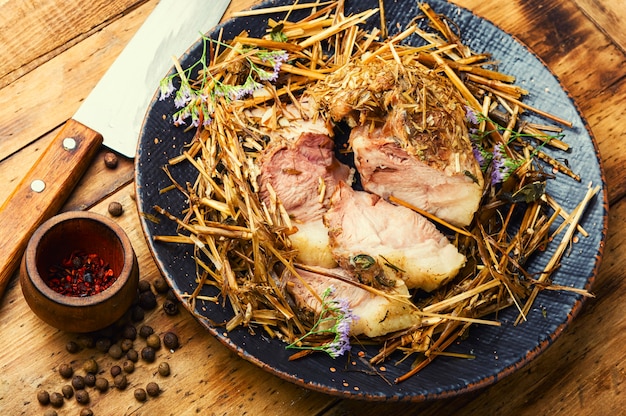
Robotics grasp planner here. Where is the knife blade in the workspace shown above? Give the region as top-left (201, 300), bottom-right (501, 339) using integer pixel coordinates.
top-left (0, 0), bottom-right (231, 297)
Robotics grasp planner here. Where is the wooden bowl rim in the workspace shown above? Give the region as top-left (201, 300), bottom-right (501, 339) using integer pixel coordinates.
top-left (23, 211), bottom-right (135, 306)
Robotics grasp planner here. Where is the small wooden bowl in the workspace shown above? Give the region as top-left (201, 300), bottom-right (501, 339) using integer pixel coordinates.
top-left (20, 211), bottom-right (139, 333)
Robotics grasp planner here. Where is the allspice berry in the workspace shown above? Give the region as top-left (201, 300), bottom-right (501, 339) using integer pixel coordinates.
top-left (95, 377), bottom-right (109, 392)
top-left (104, 152), bottom-right (118, 169)
top-left (114, 374), bottom-right (128, 390)
top-left (58, 363), bottom-right (73, 379)
top-left (75, 389), bottom-right (90, 405)
top-left (139, 325), bottom-right (154, 339)
top-left (84, 373), bottom-right (96, 387)
top-left (110, 365), bottom-right (122, 378)
top-left (153, 277), bottom-right (169, 294)
top-left (61, 384), bottom-right (74, 399)
top-left (108, 343), bottom-right (123, 359)
top-left (65, 341), bottom-right (80, 354)
top-left (36, 389), bottom-right (50, 405)
top-left (122, 360), bottom-right (135, 374)
top-left (158, 362), bottom-right (170, 377)
top-left (49, 392), bottom-right (64, 407)
top-left (138, 290), bottom-right (157, 310)
top-left (146, 382), bottom-right (160, 397)
top-left (83, 358), bottom-right (98, 374)
top-left (163, 332), bottom-right (179, 350)
top-left (80, 409), bottom-right (94, 416)
top-left (146, 334), bottom-right (161, 350)
top-left (141, 346), bottom-right (156, 363)
top-left (108, 201), bottom-right (124, 217)
top-left (71, 375), bottom-right (85, 390)
top-left (134, 388), bottom-right (147, 402)
top-left (44, 410), bottom-right (58, 416)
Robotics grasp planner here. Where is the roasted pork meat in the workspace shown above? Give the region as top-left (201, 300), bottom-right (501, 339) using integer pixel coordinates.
top-left (351, 114), bottom-right (484, 227)
top-left (310, 60), bottom-right (484, 227)
top-left (324, 182), bottom-right (465, 292)
top-left (284, 266), bottom-right (420, 338)
top-left (257, 114), bottom-right (352, 268)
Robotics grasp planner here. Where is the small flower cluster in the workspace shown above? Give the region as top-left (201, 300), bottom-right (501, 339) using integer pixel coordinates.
top-left (158, 35), bottom-right (289, 128)
top-left (287, 286), bottom-right (358, 359)
top-left (465, 106), bottom-right (521, 185)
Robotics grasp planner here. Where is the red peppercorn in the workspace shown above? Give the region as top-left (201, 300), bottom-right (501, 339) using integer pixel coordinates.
top-left (46, 251), bottom-right (118, 296)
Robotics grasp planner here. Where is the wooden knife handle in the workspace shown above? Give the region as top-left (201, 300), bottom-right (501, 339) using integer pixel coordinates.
top-left (0, 119), bottom-right (103, 297)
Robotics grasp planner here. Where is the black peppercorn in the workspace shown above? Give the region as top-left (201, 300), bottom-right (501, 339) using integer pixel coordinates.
top-left (141, 346), bottom-right (156, 363)
top-left (139, 325), bottom-right (154, 339)
top-left (158, 362), bottom-right (170, 377)
top-left (75, 389), bottom-right (90, 404)
top-left (108, 201), bottom-right (124, 217)
top-left (134, 388), bottom-right (147, 402)
top-left (163, 332), bottom-right (180, 350)
top-left (84, 372), bottom-right (96, 388)
top-left (146, 382), bottom-right (160, 397)
top-left (146, 334), bottom-right (161, 350)
top-left (61, 384), bottom-right (74, 399)
top-left (114, 374), bottom-right (128, 390)
top-left (71, 375), bottom-right (85, 390)
top-left (138, 290), bottom-right (157, 310)
top-left (95, 377), bottom-right (109, 392)
top-left (58, 363), bottom-right (73, 379)
top-left (110, 365), bottom-right (122, 378)
top-left (36, 389), bottom-right (50, 405)
top-left (103, 152), bottom-right (118, 169)
top-left (162, 299), bottom-right (179, 315)
top-left (49, 391), bottom-right (64, 407)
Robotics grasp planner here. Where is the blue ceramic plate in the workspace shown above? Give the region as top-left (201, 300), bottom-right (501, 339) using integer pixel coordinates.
top-left (135, 0), bottom-right (608, 401)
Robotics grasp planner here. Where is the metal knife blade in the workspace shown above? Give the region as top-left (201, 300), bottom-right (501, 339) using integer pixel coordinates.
top-left (0, 0), bottom-right (231, 297)
top-left (75, 0), bottom-right (231, 158)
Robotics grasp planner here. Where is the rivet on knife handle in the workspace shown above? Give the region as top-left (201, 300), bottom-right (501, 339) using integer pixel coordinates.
top-left (0, 119), bottom-right (103, 297)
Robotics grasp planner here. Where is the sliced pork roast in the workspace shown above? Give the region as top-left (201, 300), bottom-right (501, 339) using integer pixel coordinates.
top-left (257, 121), bottom-right (352, 268)
top-left (324, 182), bottom-right (465, 292)
top-left (284, 266), bottom-right (420, 338)
top-left (351, 112), bottom-right (483, 227)
top-left (310, 60), bottom-right (484, 227)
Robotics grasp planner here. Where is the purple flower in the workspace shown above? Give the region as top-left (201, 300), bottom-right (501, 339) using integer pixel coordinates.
top-left (465, 105), bottom-right (479, 125)
top-left (490, 144), bottom-right (518, 185)
top-left (158, 77), bottom-right (175, 101)
top-left (472, 144), bottom-right (486, 167)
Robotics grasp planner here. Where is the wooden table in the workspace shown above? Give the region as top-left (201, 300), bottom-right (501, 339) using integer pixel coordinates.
top-left (0, 0), bottom-right (624, 414)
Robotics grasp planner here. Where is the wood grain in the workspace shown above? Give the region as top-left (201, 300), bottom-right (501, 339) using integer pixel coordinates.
top-left (0, 0), bottom-right (149, 87)
top-left (0, 0), bottom-right (624, 414)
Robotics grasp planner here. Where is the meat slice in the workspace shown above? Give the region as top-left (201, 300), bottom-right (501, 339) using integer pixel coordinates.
top-left (257, 123), bottom-right (352, 268)
top-left (309, 59), bottom-right (484, 227)
top-left (258, 132), bottom-right (352, 224)
top-left (351, 116), bottom-right (483, 227)
top-left (324, 182), bottom-right (465, 292)
top-left (285, 266), bottom-right (420, 338)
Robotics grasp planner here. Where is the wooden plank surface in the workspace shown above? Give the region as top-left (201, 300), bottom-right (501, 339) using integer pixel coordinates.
top-left (0, 0), bottom-right (624, 414)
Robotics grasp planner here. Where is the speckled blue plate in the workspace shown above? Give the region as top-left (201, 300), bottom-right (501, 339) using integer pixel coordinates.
top-left (135, 0), bottom-right (608, 401)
